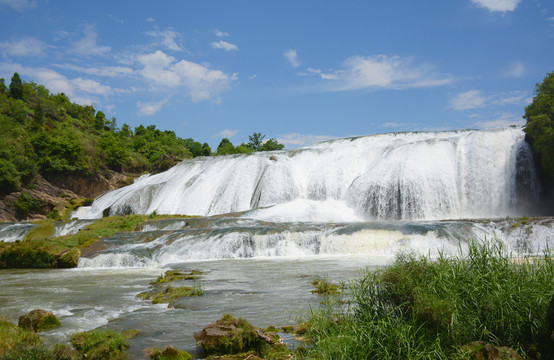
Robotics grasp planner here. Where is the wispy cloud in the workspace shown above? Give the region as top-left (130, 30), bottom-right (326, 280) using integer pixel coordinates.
top-left (146, 27), bottom-right (183, 51)
top-left (0, 37), bottom-right (46, 57)
top-left (136, 50), bottom-right (238, 102)
top-left (0, 62), bottom-right (112, 104)
top-left (473, 113), bottom-right (525, 128)
top-left (214, 29), bottom-right (229, 38)
top-left (450, 89), bottom-right (529, 111)
top-left (450, 90), bottom-right (488, 110)
top-left (58, 64), bottom-right (134, 78)
top-left (211, 40), bottom-right (238, 51)
top-left (470, 0), bottom-right (521, 12)
top-left (276, 133), bottom-right (336, 148)
top-left (0, 0), bottom-right (36, 11)
top-left (308, 55), bottom-right (452, 91)
top-left (502, 62), bottom-right (525, 78)
top-left (137, 99), bottom-right (168, 116)
top-left (214, 129), bottom-right (238, 138)
top-left (284, 49), bottom-right (300, 68)
top-left (71, 24), bottom-right (111, 56)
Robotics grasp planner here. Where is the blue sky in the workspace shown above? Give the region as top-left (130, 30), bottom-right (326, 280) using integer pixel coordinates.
top-left (1, 0), bottom-right (553, 148)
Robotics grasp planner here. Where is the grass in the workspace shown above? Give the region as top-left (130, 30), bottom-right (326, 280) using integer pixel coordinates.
top-left (70, 328), bottom-right (129, 360)
top-left (305, 241), bottom-right (554, 360)
top-left (149, 270), bottom-right (203, 285)
top-left (137, 282), bottom-right (205, 307)
top-left (0, 214), bottom-right (197, 269)
top-left (311, 277), bottom-right (344, 295)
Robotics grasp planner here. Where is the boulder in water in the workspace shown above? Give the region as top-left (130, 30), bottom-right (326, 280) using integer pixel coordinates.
top-left (457, 341), bottom-right (522, 360)
top-left (56, 247), bottom-right (81, 268)
top-left (18, 309), bottom-right (61, 332)
top-left (144, 345), bottom-right (192, 360)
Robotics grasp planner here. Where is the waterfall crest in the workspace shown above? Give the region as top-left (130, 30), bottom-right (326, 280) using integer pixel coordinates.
top-left (79, 127), bottom-right (539, 221)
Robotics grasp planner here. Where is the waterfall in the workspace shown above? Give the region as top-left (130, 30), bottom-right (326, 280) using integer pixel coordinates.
top-left (78, 127), bottom-right (540, 222)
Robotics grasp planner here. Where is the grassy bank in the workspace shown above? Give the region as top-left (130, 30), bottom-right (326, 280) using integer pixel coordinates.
top-left (305, 242), bottom-right (554, 359)
top-left (0, 214), bottom-right (196, 269)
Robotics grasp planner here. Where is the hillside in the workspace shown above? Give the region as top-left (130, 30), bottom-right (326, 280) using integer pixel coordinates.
top-left (0, 73), bottom-right (209, 221)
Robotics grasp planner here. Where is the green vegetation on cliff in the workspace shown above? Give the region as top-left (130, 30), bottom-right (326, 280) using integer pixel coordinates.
top-left (0, 73), bottom-right (285, 198)
top-left (524, 71), bottom-right (554, 185)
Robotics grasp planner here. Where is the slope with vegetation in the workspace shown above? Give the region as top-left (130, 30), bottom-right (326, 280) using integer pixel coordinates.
top-left (0, 73), bottom-right (283, 221)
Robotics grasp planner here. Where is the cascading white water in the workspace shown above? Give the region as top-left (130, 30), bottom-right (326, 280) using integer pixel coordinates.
top-left (78, 127), bottom-right (539, 221)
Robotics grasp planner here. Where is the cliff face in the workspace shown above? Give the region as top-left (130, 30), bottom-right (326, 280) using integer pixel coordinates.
top-left (0, 172), bottom-right (130, 222)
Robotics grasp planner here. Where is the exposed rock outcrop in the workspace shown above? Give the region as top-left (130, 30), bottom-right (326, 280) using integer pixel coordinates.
top-left (144, 345), bottom-right (192, 360)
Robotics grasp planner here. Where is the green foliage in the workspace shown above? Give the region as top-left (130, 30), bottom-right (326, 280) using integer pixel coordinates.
top-left (524, 71), bottom-right (554, 184)
top-left (217, 138), bottom-right (238, 155)
top-left (70, 329), bottom-right (129, 360)
top-left (306, 241), bottom-right (554, 360)
top-left (137, 283), bottom-right (204, 307)
top-left (9, 73), bottom-right (23, 100)
top-left (312, 277), bottom-right (344, 295)
top-left (245, 132), bottom-right (285, 152)
top-left (15, 193), bottom-right (46, 216)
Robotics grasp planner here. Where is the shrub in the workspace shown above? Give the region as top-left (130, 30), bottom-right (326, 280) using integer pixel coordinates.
top-left (70, 328), bottom-right (129, 360)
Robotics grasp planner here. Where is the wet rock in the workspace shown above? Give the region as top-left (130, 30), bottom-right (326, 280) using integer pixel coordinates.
top-left (57, 247), bottom-right (81, 268)
top-left (457, 341), bottom-right (523, 360)
top-left (18, 309), bottom-right (61, 332)
top-left (144, 345), bottom-right (192, 360)
top-left (194, 314), bottom-right (273, 356)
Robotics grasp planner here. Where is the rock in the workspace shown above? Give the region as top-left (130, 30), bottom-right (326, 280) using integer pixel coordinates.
top-left (194, 314), bottom-right (272, 356)
top-left (18, 309), bottom-right (61, 332)
top-left (458, 341), bottom-right (523, 360)
top-left (57, 247), bottom-right (81, 268)
top-left (144, 345), bottom-right (192, 360)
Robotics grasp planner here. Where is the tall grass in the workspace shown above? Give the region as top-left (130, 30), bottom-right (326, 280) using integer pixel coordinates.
top-left (306, 241), bottom-right (554, 360)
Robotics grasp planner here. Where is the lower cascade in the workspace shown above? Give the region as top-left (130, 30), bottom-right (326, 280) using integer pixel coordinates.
top-left (78, 127), bottom-right (540, 221)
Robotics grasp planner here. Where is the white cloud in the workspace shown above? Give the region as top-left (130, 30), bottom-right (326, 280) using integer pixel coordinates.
top-left (382, 122), bottom-right (413, 128)
top-left (136, 50), bottom-right (237, 102)
top-left (0, 62), bottom-right (111, 104)
top-left (0, 0), bottom-right (35, 10)
top-left (214, 129), bottom-right (238, 138)
top-left (249, 74), bottom-right (257, 80)
top-left (214, 29), bottom-right (229, 37)
top-left (146, 28), bottom-right (182, 51)
top-left (276, 133), bottom-right (336, 148)
top-left (498, 90), bottom-right (528, 105)
top-left (312, 55), bottom-right (451, 91)
top-left (503, 62), bottom-right (525, 78)
top-left (211, 40), bottom-right (238, 51)
top-left (450, 90), bottom-right (488, 110)
top-left (470, 0), bottom-right (521, 12)
top-left (59, 64), bottom-right (134, 78)
top-left (473, 113), bottom-right (525, 128)
top-left (0, 37), bottom-right (45, 57)
top-left (73, 77), bottom-right (112, 95)
top-left (137, 99), bottom-right (168, 116)
top-left (71, 24), bottom-right (111, 56)
top-left (146, 17), bottom-right (155, 23)
top-left (284, 49), bottom-right (300, 68)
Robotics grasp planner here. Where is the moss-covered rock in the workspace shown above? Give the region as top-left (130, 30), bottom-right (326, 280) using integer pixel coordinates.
top-left (144, 345), bottom-right (192, 360)
top-left (18, 309), bottom-right (61, 332)
top-left (70, 328), bottom-right (129, 360)
top-left (137, 284), bottom-right (204, 307)
top-left (56, 247), bottom-right (80, 268)
top-left (149, 270), bottom-right (203, 285)
top-left (194, 314), bottom-right (288, 359)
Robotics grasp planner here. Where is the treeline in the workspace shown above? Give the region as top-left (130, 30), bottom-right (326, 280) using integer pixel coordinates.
top-left (524, 71), bottom-right (554, 186)
top-left (0, 73), bottom-right (284, 195)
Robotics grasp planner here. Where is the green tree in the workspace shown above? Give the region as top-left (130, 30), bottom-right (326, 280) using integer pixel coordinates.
top-left (202, 143), bottom-right (212, 156)
top-left (217, 138), bottom-right (237, 155)
top-left (0, 78), bottom-right (6, 94)
top-left (260, 138), bottom-right (284, 151)
top-left (9, 72), bottom-right (24, 100)
top-left (94, 111), bottom-right (105, 130)
top-left (247, 132), bottom-right (265, 150)
top-left (524, 71), bottom-right (554, 183)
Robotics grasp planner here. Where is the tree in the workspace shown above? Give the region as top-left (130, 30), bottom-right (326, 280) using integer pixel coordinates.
top-left (260, 138), bottom-right (284, 151)
top-left (94, 111), bottom-right (105, 130)
top-left (524, 71), bottom-right (554, 183)
top-left (202, 143), bottom-right (212, 156)
top-left (0, 78), bottom-right (6, 94)
top-left (217, 138), bottom-right (237, 155)
top-left (247, 132), bottom-right (265, 150)
top-left (9, 72), bottom-right (23, 100)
